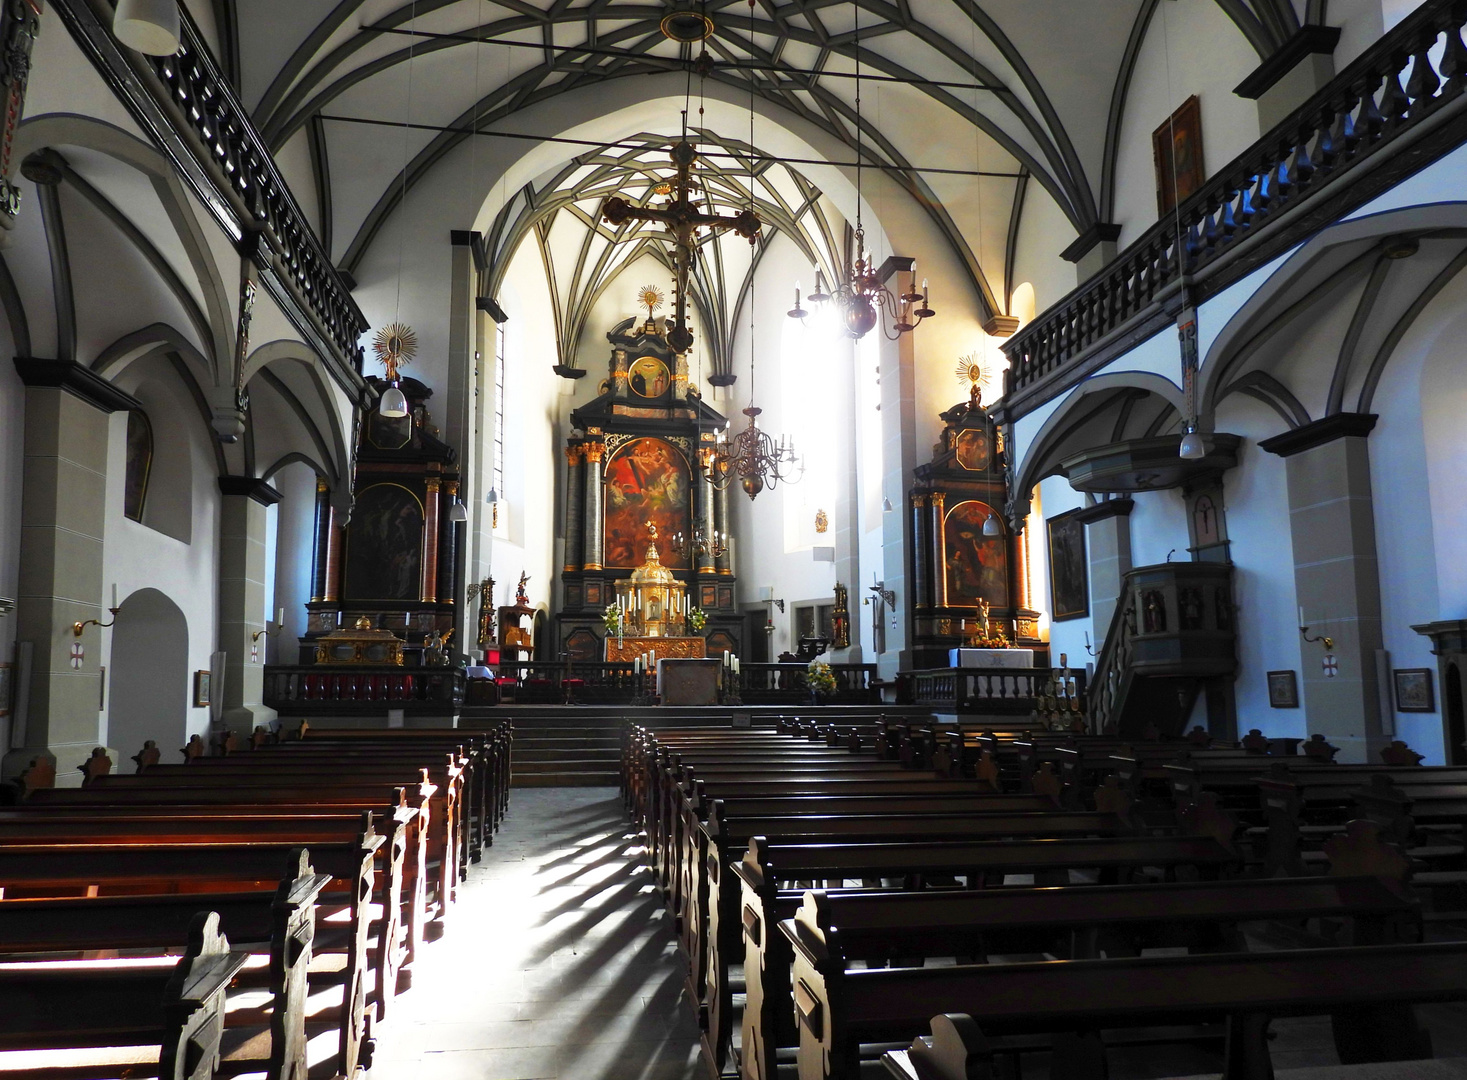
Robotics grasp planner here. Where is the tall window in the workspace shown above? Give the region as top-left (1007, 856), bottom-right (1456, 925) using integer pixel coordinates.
top-left (781, 311), bottom-right (841, 551)
top-left (492, 320), bottom-right (507, 534)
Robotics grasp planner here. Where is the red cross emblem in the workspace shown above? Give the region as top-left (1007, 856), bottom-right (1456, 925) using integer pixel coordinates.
top-left (69, 640), bottom-right (84, 669)
top-left (1322, 653), bottom-right (1338, 678)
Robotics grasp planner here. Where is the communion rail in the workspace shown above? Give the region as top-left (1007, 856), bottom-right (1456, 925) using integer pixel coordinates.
top-left (907, 666), bottom-right (1087, 717)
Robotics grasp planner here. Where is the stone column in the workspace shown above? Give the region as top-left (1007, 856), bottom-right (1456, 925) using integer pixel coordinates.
top-left (697, 464), bottom-right (717, 575)
top-left (563, 445), bottom-right (584, 572)
top-left (3, 359), bottom-right (136, 784)
top-left (715, 481), bottom-right (732, 575)
top-left (1262, 415), bottom-right (1386, 763)
top-left (583, 441), bottom-right (605, 570)
top-left (930, 492), bottom-right (948, 609)
top-left (911, 494), bottom-right (930, 612)
top-left (1075, 497), bottom-right (1134, 645)
top-left (421, 477), bottom-right (441, 602)
top-left (217, 476), bottom-right (282, 736)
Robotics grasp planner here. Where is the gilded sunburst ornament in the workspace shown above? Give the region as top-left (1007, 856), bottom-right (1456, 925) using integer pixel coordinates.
top-left (372, 322), bottom-right (418, 380)
top-left (639, 285), bottom-right (666, 321)
top-left (955, 353), bottom-right (1000, 406)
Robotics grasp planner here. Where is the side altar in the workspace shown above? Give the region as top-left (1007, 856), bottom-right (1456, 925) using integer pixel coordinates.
top-left (556, 312), bottom-right (741, 662)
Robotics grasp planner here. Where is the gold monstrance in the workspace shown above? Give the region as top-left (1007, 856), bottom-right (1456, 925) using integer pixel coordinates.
top-left (613, 522), bottom-right (689, 638)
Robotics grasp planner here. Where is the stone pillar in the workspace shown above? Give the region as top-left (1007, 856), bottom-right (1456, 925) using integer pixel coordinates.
top-left (309, 477), bottom-right (331, 602)
top-left (714, 481), bottom-right (731, 575)
top-left (697, 464), bottom-right (717, 575)
top-left (563, 446), bottom-right (584, 572)
top-left (3, 359), bottom-right (135, 783)
top-left (217, 476), bottom-right (282, 737)
top-left (421, 477), bottom-right (441, 602)
top-left (1262, 415), bottom-right (1385, 763)
top-left (930, 492), bottom-right (948, 609)
top-left (583, 441), bottom-right (605, 570)
top-left (1075, 497), bottom-right (1135, 645)
top-left (911, 494), bottom-right (930, 612)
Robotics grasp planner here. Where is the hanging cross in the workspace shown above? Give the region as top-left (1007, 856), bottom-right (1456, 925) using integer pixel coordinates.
top-left (601, 140), bottom-right (761, 354)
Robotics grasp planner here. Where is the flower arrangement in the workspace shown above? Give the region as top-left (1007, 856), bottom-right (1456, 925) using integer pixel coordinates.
top-left (806, 659), bottom-right (837, 697)
top-left (603, 603), bottom-right (622, 634)
top-left (688, 607), bottom-right (708, 632)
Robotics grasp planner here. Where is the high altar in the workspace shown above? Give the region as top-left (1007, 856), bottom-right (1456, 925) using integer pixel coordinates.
top-left (555, 313), bottom-right (741, 661)
top-left (604, 524), bottom-right (706, 661)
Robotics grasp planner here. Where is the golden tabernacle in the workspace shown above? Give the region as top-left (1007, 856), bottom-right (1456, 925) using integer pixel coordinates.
top-left (314, 615), bottom-right (406, 665)
top-left (606, 523), bottom-right (706, 661)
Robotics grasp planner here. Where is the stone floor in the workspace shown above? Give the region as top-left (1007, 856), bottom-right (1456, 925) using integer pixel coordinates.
top-left (368, 787), bottom-right (707, 1080)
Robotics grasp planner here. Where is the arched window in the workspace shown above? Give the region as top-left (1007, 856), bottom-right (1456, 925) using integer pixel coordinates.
top-left (123, 409), bottom-right (153, 522)
top-left (781, 310), bottom-right (841, 551)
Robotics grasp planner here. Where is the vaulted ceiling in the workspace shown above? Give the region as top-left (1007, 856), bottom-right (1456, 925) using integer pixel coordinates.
top-left (208, 0), bottom-right (1296, 317)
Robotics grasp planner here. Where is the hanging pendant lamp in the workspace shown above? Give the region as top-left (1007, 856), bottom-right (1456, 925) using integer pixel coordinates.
top-left (113, 0), bottom-right (181, 55)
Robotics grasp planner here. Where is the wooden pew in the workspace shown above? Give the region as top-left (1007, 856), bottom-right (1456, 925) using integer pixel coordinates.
top-left (802, 937), bottom-right (1467, 1080)
top-left (0, 823), bottom-right (383, 1076)
top-left (0, 806), bottom-right (412, 1012)
top-left (744, 875), bottom-right (1419, 1080)
top-left (0, 910), bottom-right (248, 1080)
top-left (702, 830), bottom-right (1239, 1073)
top-left (0, 850), bottom-right (329, 1080)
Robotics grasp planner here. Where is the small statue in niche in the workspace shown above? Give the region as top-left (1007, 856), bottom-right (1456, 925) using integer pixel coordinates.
top-left (1142, 590), bottom-right (1167, 633)
top-left (515, 572), bottom-right (531, 607)
top-left (1215, 586), bottom-right (1233, 630)
top-left (1179, 587), bottom-right (1205, 630)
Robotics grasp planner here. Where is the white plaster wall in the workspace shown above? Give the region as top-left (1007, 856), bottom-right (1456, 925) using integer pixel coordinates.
top-left (1034, 477), bottom-right (1091, 667)
top-left (269, 460), bottom-right (320, 666)
top-left (1008, 182), bottom-right (1078, 318)
top-left (1112, 0), bottom-right (1261, 249)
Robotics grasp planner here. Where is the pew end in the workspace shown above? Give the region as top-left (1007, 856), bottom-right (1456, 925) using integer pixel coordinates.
top-left (885, 1014), bottom-right (992, 1080)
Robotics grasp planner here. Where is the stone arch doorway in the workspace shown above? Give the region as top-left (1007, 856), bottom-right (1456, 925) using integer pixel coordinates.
top-left (108, 589), bottom-right (189, 767)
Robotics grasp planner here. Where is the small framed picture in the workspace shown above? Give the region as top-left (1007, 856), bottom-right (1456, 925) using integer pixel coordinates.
top-left (1267, 670), bottom-right (1299, 709)
top-left (193, 670), bottom-right (211, 708)
top-left (1394, 668), bottom-right (1435, 712)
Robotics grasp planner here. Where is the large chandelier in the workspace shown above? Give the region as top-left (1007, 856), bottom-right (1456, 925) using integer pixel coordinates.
top-left (704, 408), bottom-right (803, 500)
top-left (786, 6), bottom-right (935, 341)
top-left (790, 236), bottom-right (934, 339)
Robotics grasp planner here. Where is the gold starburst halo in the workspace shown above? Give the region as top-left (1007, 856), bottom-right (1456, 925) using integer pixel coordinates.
top-left (955, 353), bottom-right (992, 389)
top-left (372, 322), bottom-right (417, 379)
top-left (639, 285), bottom-right (666, 319)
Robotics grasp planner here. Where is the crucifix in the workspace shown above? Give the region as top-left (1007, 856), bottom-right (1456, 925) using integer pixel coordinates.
top-left (601, 140), bottom-right (761, 354)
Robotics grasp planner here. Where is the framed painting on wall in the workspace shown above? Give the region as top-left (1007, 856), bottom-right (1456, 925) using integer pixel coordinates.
top-left (193, 670), bottom-right (211, 708)
top-left (1267, 670), bottom-right (1299, 708)
top-left (1395, 668), bottom-right (1435, 712)
top-left (1047, 511), bottom-right (1088, 621)
top-left (1153, 95), bottom-right (1205, 216)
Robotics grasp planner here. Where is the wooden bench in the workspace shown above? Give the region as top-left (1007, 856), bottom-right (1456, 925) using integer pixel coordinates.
top-left (744, 873), bottom-right (1418, 1080)
top-left (0, 910), bottom-right (248, 1080)
top-left (0, 824), bottom-right (383, 1076)
top-left (0, 850), bottom-right (328, 1080)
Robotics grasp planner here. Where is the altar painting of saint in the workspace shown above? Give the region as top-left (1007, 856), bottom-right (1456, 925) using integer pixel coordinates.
top-left (604, 438), bottom-right (690, 568)
top-left (945, 500), bottom-right (1008, 609)
top-left (629, 356), bottom-right (670, 397)
top-left (344, 483), bottom-right (423, 601)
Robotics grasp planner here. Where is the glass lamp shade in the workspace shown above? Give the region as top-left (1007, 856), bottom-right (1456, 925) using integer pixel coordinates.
top-left (113, 0), bottom-right (181, 55)
top-left (1179, 430), bottom-right (1207, 460)
top-left (448, 498), bottom-right (468, 523)
top-left (379, 384), bottom-right (409, 418)
top-left (982, 513), bottom-right (1002, 537)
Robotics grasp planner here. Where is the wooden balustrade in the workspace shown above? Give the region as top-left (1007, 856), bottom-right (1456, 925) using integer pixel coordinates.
top-left (263, 665), bottom-right (464, 714)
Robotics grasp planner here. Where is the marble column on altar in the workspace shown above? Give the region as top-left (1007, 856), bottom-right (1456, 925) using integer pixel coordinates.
top-left (697, 462), bottom-right (717, 575)
top-left (422, 477), bottom-right (441, 602)
top-left (563, 445), bottom-right (584, 572)
top-left (310, 477), bottom-right (331, 602)
top-left (911, 494), bottom-right (931, 611)
top-left (714, 480), bottom-right (731, 575)
top-left (583, 440), bottom-right (606, 570)
top-left (930, 491), bottom-right (948, 609)
top-left (217, 476), bottom-right (282, 735)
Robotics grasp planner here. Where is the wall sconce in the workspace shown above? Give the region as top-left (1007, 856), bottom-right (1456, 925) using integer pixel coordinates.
top-left (1298, 607), bottom-right (1334, 651)
top-left (252, 608), bottom-right (287, 644)
top-left (74, 586), bottom-right (120, 637)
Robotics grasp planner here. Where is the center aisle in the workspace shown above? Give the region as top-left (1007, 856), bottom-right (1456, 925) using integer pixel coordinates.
top-left (370, 787), bottom-right (707, 1080)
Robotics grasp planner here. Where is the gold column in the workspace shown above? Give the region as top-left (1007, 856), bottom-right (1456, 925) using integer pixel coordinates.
top-left (930, 492), bottom-right (948, 609)
top-left (422, 477), bottom-right (441, 602)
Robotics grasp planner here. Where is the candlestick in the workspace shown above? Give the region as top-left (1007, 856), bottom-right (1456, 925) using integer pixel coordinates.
top-left (276, 607), bottom-right (284, 626)
top-left (111, 584), bottom-right (118, 610)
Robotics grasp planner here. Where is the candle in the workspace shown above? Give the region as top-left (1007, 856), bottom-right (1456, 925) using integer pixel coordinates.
top-left (733, 656), bottom-right (740, 675)
top-left (650, 650), bottom-right (657, 667)
top-left (111, 584), bottom-right (118, 610)
top-left (1298, 605), bottom-right (1305, 626)
top-left (276, 607), bottom-right (284, 626)
top-left (724, 650), bottom-right (730, 667)
top-left (634, 656), bottom-right (641, 673)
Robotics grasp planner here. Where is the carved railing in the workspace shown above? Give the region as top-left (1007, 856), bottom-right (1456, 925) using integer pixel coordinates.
top-left (51, 1), bottom-right (366, 375)
top-left (737, 663), bottom-right (879, 704)
top-left (909, 667), bottom-right (1082, 715)
top-left (264, 665), bottom-right (464, 713)
top-left (1088, 585), bottom-right (1138, 737)
top-left (1003, 0), bottom-right (1467, 408)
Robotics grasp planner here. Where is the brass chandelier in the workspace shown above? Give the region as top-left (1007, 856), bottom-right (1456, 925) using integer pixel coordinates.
top-left (703, 407), bottom-right (803, 499)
